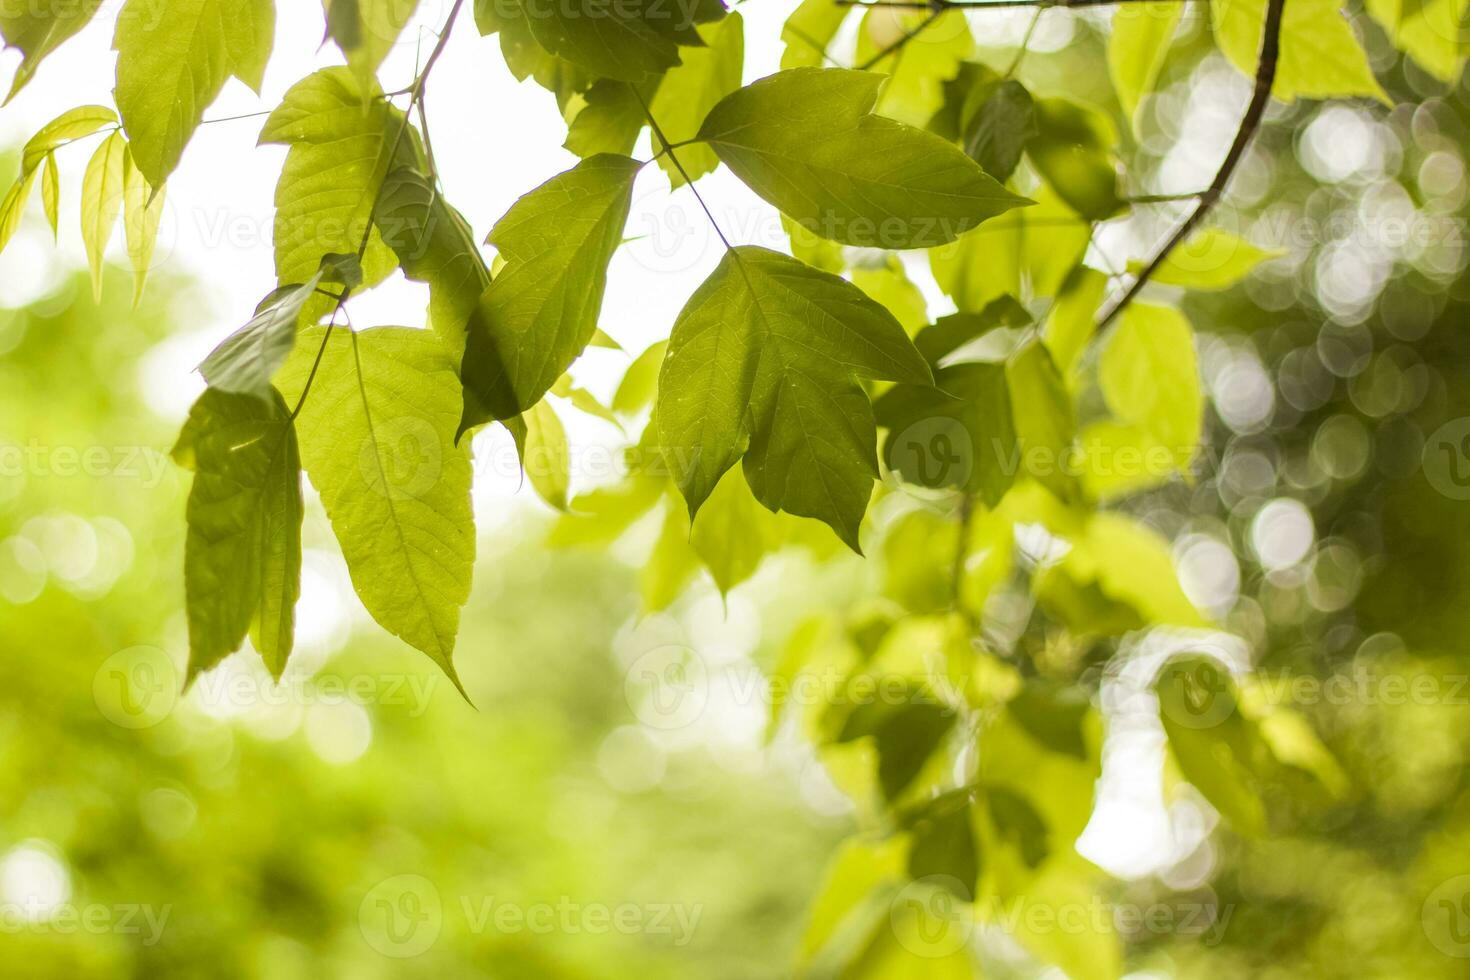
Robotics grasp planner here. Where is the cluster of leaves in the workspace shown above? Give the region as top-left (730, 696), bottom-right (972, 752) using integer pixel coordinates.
top-left (1, 0), bottom-right (1463, 973)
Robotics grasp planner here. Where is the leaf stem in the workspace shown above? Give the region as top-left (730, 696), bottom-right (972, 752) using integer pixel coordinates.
top-left (1096, 0), bottom-right (1284, 328)
top-left (635, 90), bottom-right (732, 251)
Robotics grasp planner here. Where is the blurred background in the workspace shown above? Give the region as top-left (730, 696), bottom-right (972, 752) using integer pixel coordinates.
top-left (4, 0), bottom-right (1470, 977)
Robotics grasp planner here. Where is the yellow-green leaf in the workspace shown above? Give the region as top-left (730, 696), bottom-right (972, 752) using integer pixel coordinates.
top-left (1213, 0), bottom-right (1390, 102)
top-left (122, 146), bottom-right (165, 306)
top-left (1133, 227), bottom-right (1282, 289)
top-left (649, 11), bottom-right (744, 187)
top-left (1109, 2), bottom-right (1184, 129)
top-left (80, 130), bottom-right (127, 301)
top-left (41, 153), bottom-right (59, 239)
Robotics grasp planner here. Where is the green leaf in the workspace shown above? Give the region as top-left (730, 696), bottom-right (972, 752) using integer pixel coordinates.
top-left (520, 0), bottom-right (709, 82)
top-left (649, 11), bottom-right (744, 187)
top-left (1213, 0), bottom-right (1390, 102)
top-left (689, 467), bottom-right (774, 595)
top-left (697, 68), bottom-right (1030, 249)
top-left (1099, 303), bottom-right (1201, 470)
top-left (0, 1), bottom-right (103, 103)
top-left (122, 145), bottom-right (164, 307)
top-left (0, 167), bottom-right (38, 257)
top-left (261, 68), bottom-right (419, 316)
top-left (80, 130), bottom-right (126, 302)
top-left (907, 799), bottom-right (980, 898)
top-left (113, 0), bottom-right (275, 186)
top-left (476, 0), bottom-right (593, 101)
top-left (41, 153), bottom-right (59, 239)
top-left (22, 105), bottom-right (117, 174)
top-left (1005, 337), bottom-right (1077, 500)
top-left (1108, 2), bottom-right (1183, 130)
top-left (459, 154), bottom-right (639, 430)
top-left (323, 0), bottom-right (420, 85)
top-left (522, 398), bottom-right (571, 511)
top-left (1154, 656), bottom-right (1269, 835)
top-left (1134, 227), bottom-right (1282, 289)
top-left (963, 79), bottom-right (1036, 182)
top-left (1367, 0), bottom-right (1470, 82)
top-left (642, 497), bottom-right (700, 612)
top-left (376, 167), bottom-right (492, 352)
top-left (277, 326), bottom-right (476, 689)
top-left (877, 361), bottom-right (1018, 507)
top-left (656, 246), bottom-right (932, 551)
top-left (173, 387), bottom-right (303, 681)
top-left (564, 80), bottom-right (648, 158)
top-left (1028, 97), bottom-right (1126, 220)
top-left (856, 8), bottom-right (973, 127)
top-left (838, 695), bottom-right (957, 801)
top-left (612, 340), bottom-right (667, 415)
top-left (929, 184), bottom-right (1089, 309)
top-left (914, 296), bottom-right (1032, 365)
top-left (1043, 265), bottom-right (1106, 377)
top-left (849, 254), bottom-right (928, 334)
top-left (781, 0), bottom-right (848, 69)
top-left (199, 276), bottom-right (324, 398)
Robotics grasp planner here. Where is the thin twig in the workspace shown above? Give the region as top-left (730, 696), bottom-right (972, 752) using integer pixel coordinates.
top-left (783, 22), bottom-right (845, 67)
top-left (635, 89), bottom-right (732, 250)
top-left (1095, 0), bottom-right (1285, 328)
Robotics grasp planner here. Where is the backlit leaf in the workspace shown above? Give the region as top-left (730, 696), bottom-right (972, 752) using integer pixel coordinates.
top-left (199, 275), bottom-right (324, 398)
top-left (649, 11), bottom-right (744, 187)
top-left (657, 245), bottom-right (932, 550)
top-left (80, 130), bottom-right (126, 301)
top-left (277, 326), bottom-right (476, 690)
top-left (0, 1), bottom-right (103, 103)
top-left (122, 145), bottom-right (165, 307)
top-left (323, 0), bottom-right (420, 85)
top-left (1135, 227), bottom-right (1282, 289)
top-left (1213, 0), bottom-right (1390, 102)
top-left (22, 105), bottom-right (117, 174)
top-left (113, 0), bottom-right (275, 185)
top-left (697, 68), bottom-right (1030, 249)
top-left (459, 153), bottom-right (639, 430)
top-left (1109, 2), bottom-right (1183, 130)
top-left (173, 387), bottom-right (303, 681)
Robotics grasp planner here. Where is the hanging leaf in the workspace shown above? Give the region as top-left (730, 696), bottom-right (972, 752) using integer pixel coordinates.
top-left (41, 154), bottom-right (59, 239)
top-left (375, 167), bottom-right (491, 351)
top-left (323, 0), bottom-right (421, 85)
top-left (198, 275), bottom-right (324, 398)
top-left (1108, 2), bottom-right (1184, 131)
top-left (696, 68), bottom-right (1030, 248)
top-left (0, 1), bottom-right (104, 103)
top-left (1006, 338), bottom-right (1077, 500)
top-left (173, 387), bottom-right (303, 681)
top-left (648, 11), bottom-right (744, 187)
top-left (656, 245), bottom-right (932, 551)
top-left (261, 68), bottom-right (420, 317)
top-left (121, 146), bottom-right (165, 306)
top-left (0, 166), bottom-right (38, 257)
top-left (521, 398), bottom-right (571, 511)
top-left (113, 0), bottom-right (275, 186)
top-left (780, 0), bottom-right (848, 69)
top-left (1028, 97), bottom-right (1127, 221)
top-left (1096, 303), bottom-right (1202, 478)
top-left (277, 326), bottom-right (476, 691)
top-left (80, 131), bottom-right (127, 301)
top-left (964, 79), bottom-right (1037, 182)
top-left (459, 154), bottom-right (639, 431)
top-left (1366, 0), bottom-right (1470, 83)
top-left (519, 0), bottom-right (719, 82)
top-left (564, 80), bottom-right (648, 158)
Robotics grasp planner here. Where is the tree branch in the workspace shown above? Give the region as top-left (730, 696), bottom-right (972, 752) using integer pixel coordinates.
top-left (1095, 0), bottom-right (1285, 329)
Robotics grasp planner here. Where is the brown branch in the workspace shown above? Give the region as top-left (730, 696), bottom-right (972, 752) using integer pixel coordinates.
top-left (1095, 0), bottom-right (1285, 328)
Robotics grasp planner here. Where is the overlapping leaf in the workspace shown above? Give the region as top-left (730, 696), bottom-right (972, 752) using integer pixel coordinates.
top-left (459, 153), bottom-right (639, 431)
top-left (277, 326), bottom-right (475, 689)
top-left (173, 387), bottom-right (303, 680)
top-left (696, 68), bottom-right (1029, 249)
top-left (113, 0), bottom-right (275, 185)
top-left (0, 1), bottom-right (104, 103)
top-left (657, 245), bottom-right (932, 550)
